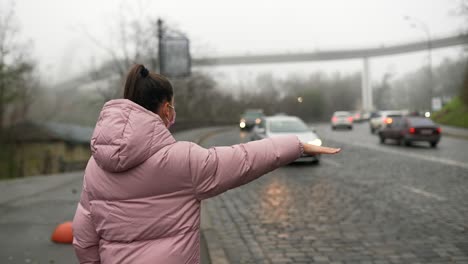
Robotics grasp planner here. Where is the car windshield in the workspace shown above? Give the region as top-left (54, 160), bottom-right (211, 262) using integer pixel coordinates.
top-left (408, 117), bottom-right (435, 126)
top-left (269, 119), bottom-right (309, 133)
top-left (334, 112), bottom-right (350, 117)
top-left (244, 112), bottom-right (263, 118)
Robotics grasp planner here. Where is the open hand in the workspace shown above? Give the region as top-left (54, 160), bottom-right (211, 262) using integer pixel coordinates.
top-left (303, 143), bottom-right (341, 155)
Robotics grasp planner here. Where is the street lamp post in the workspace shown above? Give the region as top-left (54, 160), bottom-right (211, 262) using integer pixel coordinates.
top-left (404, 16), bottom-right (433, 111)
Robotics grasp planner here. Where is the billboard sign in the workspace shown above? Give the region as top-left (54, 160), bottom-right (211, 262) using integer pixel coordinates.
top-left (432, 97), bottom-right (442, 111)
top-left (160, 37), bottom-right (191, 78)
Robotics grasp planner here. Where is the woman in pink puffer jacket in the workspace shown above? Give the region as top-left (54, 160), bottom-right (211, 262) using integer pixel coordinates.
top-left (72, 64), bottom-right (340, 264)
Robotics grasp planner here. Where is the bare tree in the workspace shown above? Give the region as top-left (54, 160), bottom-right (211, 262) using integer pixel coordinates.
top-left (79, 0), bottom-right (160, 101)
top-left (459, 0), bottom-right (468, 27)
top-left (0, 2), bottom-right (36, 132)
top-left (77, 1), bottom-right (240, 128)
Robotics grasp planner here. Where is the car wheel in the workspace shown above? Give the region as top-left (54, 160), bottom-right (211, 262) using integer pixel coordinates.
top-left (379, 135), bottom-right (385, 144)
top-left (332, 126), bottom-right (336, 130)
top-left (349, 126), bottom-right (353, 130)
top-left (312, 156), bottom-right (321, 165)
top-left (370, 127), bottom-right (375, 134)
top-left (430, 141), bottom-right (438, 148)
top-left (404, 140), bottom-right (411, 146)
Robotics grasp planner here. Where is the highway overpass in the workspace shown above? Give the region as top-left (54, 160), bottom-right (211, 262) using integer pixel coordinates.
top-left (193, 34), bottom-right (468, 111)
top-left (193, 34), bottom-right (468, 66)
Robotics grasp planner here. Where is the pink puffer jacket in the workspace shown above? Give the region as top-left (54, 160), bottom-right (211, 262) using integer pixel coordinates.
top-left (72, 99), bottom-right (303, 264)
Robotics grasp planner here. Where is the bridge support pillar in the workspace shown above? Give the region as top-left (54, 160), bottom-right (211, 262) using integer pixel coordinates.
top-left (361, 57), bottom-right (373, 111)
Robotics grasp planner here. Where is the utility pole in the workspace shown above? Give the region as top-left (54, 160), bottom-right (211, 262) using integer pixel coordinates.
top-left (426, 32), bottom-right (433, 111)
top-left (404, 16), bottom-right (433, 111)
top-left (0, 54), bottom-right (4, 133)
top-left (157, 18), bottom-right (164, 74)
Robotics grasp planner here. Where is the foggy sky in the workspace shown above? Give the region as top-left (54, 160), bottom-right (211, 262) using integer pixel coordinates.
top-left (6, 0), bottom-right (467, 85)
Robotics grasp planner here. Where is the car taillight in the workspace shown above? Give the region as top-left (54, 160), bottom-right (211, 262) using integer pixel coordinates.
top-left (385, 118), bottom-right (393, 124)
top-left (409, 127), bottom-right (416, 134)
top-left (436, 127), bottom-right (441, 134)
top-left (332, 117), bottom-right (338, 122)
top-left (348, 117), bottom-right (353, 122)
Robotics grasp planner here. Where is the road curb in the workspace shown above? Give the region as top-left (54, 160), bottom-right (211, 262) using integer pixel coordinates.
top-left (201, 205), bottom-right (230, 264)
top-left (0, 171), bottom-right (82, 206)
top-left (442, 132), bottom-right (468, 141)
top-left (196, 128), bottom-right (232, 264)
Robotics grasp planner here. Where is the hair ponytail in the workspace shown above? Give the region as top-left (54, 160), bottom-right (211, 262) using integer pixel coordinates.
top-left (123, 64), bottom-right (173, 113)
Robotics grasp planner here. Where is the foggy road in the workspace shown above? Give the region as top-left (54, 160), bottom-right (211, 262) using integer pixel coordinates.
top-left (202, 123), bottom-right (468, 263)
top-left (1, 124), bottom-right (467, 263)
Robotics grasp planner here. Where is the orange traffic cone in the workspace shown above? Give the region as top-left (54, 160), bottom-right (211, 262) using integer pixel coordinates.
top-left (51, 221), bottom-right (73, 244)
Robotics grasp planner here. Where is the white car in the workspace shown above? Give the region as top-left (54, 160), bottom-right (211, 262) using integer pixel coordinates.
top-left (369, 110), bottom-right (406, 134)
top-left (251, 115), bottom-right (322, 163)
top-left (331, 111), bottom-right (353, 130)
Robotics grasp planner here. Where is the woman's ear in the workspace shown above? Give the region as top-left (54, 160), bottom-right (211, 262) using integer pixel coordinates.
top-left (164, 102), bottom-right (170, 116)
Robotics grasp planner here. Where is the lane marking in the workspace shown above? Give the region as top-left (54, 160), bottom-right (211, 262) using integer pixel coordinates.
top-left (321, 159), bottom-right (342, 168)
top-left (326, 137), bottom-right (468, 171)
top-left (402, 185), bottom-right (447, 201)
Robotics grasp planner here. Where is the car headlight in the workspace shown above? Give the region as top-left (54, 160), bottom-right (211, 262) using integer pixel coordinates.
top-left (255, 118), bottom-right (261, 124)
top-left (239, 122), bottom-right (246, 128)
top-left (308, 139), bottom-right (322, 146)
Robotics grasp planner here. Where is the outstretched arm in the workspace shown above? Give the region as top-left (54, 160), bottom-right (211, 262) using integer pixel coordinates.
top-left (189, 135), bottom-right (340, 200)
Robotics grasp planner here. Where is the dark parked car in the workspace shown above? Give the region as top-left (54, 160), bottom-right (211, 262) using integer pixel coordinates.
top-left (378, 116), bottom-right (441, 147)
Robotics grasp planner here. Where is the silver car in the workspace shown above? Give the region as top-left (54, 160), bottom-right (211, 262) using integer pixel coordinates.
top-left (331, 111), bottom-right (353, 130)
top-left (369, 110), bottom-right (406, 134)
top-left (251, 115), bottom-right (322, 163)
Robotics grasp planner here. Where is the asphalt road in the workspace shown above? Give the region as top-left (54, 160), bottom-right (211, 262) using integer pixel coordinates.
top-left (201, 122), bottom-right (468, 264)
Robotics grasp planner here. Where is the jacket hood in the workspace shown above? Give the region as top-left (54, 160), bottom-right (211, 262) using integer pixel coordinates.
top-left (90, 99), bottom-right (176, 172)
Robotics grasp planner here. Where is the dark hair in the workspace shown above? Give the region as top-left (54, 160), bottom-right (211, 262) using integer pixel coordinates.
top-left (123, 64), bottom-right (173, 112)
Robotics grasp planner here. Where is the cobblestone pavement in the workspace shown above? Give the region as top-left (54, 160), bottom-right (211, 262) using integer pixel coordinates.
top-left (201, 124), bottom-right (468, 264)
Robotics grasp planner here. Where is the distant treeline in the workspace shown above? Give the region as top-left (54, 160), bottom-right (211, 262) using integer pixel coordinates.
top-left (24, 55), bottom-right (467, 130)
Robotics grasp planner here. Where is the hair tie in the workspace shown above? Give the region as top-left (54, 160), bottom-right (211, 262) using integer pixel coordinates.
top-left (140, 66), bottom-right (149, 77)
